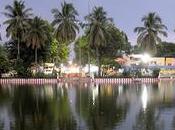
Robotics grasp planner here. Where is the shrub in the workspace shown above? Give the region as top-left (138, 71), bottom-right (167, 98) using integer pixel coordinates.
top-left (122, 70), bottom-right (131, 77)
top-left (13, 59), bottom-right (32, 78)
top-left (152, 69), bottom-right (160, 78)
top-left (34, 72), bottom-right (45, 78)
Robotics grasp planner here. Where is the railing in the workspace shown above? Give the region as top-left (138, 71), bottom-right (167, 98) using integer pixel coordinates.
top-left (0, 78), bottom-right (172, 85)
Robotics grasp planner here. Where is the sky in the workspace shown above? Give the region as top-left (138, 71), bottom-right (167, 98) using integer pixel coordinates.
top-left (1, 0), bottom-right (175, 45)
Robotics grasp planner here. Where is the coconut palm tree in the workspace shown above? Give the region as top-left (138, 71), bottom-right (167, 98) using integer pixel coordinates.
top-left (25, 17), bottom-right (50, 64)
top-left (85, 6), bottom-right (112, 76)
top-left (51, 2), bottom-right (79, 45)
top-left (3, 0), bottom-right (33, 59)
top-left (134, 12), bottom-right (167, 55)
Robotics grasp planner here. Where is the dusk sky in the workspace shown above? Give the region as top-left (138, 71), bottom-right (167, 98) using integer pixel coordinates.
top-left (1, 0), bottom-right (175, 44)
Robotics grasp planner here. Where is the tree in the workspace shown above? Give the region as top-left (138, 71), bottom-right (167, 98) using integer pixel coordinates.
top-left (134, 12), bottom-right (167, 55)
top-left (5, 40), bottom-right (50, 77)
top-left (156, 42), bottom-right (175, 56)
top-left (25, 17), bottom-right (51, 64)
top-left (3, 0), bottom-right (33, 59)
top-left (85, 6), bottom-right (112, 76)
top-left (0, 45), bottom-right (10, 76)
top-left (51, 2), bottom-right (79, 45)
top-left (50, 39), bottom-right (69, 63)
top-left (74, 36), bottom-right (90, 66)
top-left (101, 24), bottom-right (130, 57)
top-left (120, 31), bottom-right (131, 54)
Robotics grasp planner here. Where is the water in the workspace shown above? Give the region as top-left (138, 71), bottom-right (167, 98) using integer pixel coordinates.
top-left (0, 81), bottom-right (175, 130)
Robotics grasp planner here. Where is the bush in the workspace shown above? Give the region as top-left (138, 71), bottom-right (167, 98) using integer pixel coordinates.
top-left (135, 70), bottom-right (142, 77)
top-left (122, 70), bottom-right (131, 77)
top-left (34, 72), bottom-right (45, 78)
top-left (13, 59), bottom-right (32, 78)
top-left (152, 69), bottom-right (160, 78)
top-left (0, 45), bottom-right (10, 77)
top-left (33, 71), bottom-right (57, 78)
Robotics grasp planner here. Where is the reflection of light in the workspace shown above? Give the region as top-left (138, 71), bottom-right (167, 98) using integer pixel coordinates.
top-left (44, 86), bottom-right (54, 98)
top-left (118, 85), bottom-right (123, 95)
top-left (65, 83), bottom-right (68, 88)
top-left (92, 84), bottom-right (99, 105)
top-left (142, 85), bottom-right (148, 110)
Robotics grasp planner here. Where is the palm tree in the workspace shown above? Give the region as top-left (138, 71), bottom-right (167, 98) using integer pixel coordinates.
top-left (3, 0), bottom-right (32, 59)
top-left (134, 12), bottom-right (167, 55)
top-left (25, 17), bottom-right (50, 64)
top-left (85, 6), bottom-right (112, 76)
top-left (51, 2), bottom-right (79, 45)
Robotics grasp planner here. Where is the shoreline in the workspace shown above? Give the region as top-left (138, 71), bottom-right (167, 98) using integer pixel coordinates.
top-left (0, 78), bottom-right (174, 85)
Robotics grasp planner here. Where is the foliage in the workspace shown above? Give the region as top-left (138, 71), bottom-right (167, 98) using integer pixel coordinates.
top-left (0, 45), bottom-right (10, 76)
top-left (85, 7), bottom-right (131, 76)
top-left (100, 24), bottom-right (130, 58)
top-left (50, 39), bottom-right (69, 63)
top-left (51, 2), bottom-right (79, 44)
top-left (74, 36), bottom-right (93, 66)
top-left (25, 17), bottom-right (52, 63)
top-left (152, 69), bottom-right (160, 78)
top-left (101, 58), bottom-right (121, 69)
top-left (85, 6), bottom-right (112, 48)
top-left (85, 6), bottom-right (112, 76)
top-left (13, 59), bottom-right (32, 77)
top-left (131, 45), bottom-right (142, 54)
top-left (122, 70), bottom-right (132, 77)
top-left (5, 40), bottom-right (50, 69)
top-left (3, 0), bottom-right (33, 59)
top-left (134, 12), bottom-right (167, 55)
top-left (156, 42), bottom-right (175, 56)
top-left (1, 2), bottom-right (173, 78)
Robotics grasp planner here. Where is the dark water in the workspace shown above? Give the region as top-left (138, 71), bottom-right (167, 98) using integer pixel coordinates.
top-left (0, 81), bottom-right (175, 130)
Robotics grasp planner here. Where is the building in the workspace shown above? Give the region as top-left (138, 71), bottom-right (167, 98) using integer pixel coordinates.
top-left (43, 63), bottom-right (55, 75)
top-left (116, 54), bottom-right (175, 67)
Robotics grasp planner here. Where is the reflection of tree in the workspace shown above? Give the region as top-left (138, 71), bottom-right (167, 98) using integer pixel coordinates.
top-left (76, 84), bottom-right (129, 130)
top-left (0, 120), bottom-right (4, 130)
top-left (11, 85), bottom-right (76, 130)
top-left (49, 85), bottom-right (77, 130)
top-left (0, 85), bottom-right (11, 104)
top-left (133, 103), bottom-right (163, 130)
top-left (133, 83), bottom-right (164, 130)
top-left (172, 116), bottom-right (175, 129)
top-left (12, 85), bottom-right (47, 130)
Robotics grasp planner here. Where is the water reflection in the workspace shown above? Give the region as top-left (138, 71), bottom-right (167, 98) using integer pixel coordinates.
top-left (0, 81), bottom-right (175, 130)
top-left (141, 85), bottom-right (148, 111)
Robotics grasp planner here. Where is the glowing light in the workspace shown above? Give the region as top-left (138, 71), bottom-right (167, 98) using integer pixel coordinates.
top-left (141, 85), bottom-right (148, 111)
top-left (60, 63), bottom-right (63, 67)
top-left (141, 53), bottom-right (151, 63)
top-left (68, 61), bottom-right (72, 65)
top-left (83, 64), bottom-right (98, 73)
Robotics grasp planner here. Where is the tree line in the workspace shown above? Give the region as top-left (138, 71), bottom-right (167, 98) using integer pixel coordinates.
top-left (0, 0), bottom-right (174, 77)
